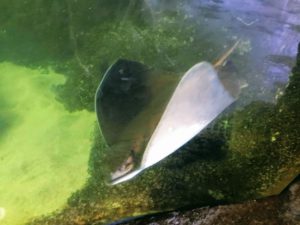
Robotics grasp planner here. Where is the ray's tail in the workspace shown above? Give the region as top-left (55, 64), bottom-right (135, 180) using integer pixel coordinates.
top-left (213, 40), bottom-right (241, 68)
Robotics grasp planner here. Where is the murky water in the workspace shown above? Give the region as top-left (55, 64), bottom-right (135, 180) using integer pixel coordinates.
top-left (0, 0), bottom-right (299, 225)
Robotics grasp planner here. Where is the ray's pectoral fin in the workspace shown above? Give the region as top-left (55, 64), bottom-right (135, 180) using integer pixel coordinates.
top-left (95, 59), bottom-right (152, 146)
top-left (140, 62), bottom-right (236, 168)
top-left (95, 59), bottom-right (180, 184)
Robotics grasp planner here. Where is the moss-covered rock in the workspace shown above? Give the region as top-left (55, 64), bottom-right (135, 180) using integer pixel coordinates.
top-left (121, 177), bottom-right (300, 225)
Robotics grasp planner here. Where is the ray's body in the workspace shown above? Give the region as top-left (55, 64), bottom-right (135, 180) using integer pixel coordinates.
top-left (95, 40), bottom-right (245, 184)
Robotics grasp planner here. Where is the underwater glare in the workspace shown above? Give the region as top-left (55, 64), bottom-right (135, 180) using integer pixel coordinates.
top-left (0, 0), bottom-right (299, 224)
top-left (0, 63), bottom-right (94, 225)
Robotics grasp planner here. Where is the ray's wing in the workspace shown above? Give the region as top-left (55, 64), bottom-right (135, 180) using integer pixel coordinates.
top-left (95, 59), bottom-right (151, 145)
top-left (141, 62), bottom-right (236, 168)
top-left (111, 61), bottom-right (237, 185)
top-left (95, 59), bottom-right (179, 178)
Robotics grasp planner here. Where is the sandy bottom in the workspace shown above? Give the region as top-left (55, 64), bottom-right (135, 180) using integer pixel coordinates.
top-left (0, 62), bottom-right (95, 225)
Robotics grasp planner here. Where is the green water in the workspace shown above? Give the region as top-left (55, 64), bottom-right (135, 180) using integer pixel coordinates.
top-left (0, 62), bottom-right (95, 225)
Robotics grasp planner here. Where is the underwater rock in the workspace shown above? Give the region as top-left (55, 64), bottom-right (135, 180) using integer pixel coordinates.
top-left (283, 180), bottom-right (300, 223)
top-left (120, 178), bottom-right (300, 225)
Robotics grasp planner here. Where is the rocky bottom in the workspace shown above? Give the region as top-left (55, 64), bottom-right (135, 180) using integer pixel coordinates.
top-left (120, 177), bottom-right (300, 225)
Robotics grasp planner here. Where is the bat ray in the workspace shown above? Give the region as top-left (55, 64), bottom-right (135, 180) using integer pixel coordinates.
top-left (95, 40), bottom-right (245, 185)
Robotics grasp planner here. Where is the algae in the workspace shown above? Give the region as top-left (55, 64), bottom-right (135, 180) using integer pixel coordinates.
top-left (0, 62), bottom-right (95, 225)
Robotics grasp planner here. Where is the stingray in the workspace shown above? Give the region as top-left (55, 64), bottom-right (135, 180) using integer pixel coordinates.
top-left (95, 41), bottom-right (245, 185)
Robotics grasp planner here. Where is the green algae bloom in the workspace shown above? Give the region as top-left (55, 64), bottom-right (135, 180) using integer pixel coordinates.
top-left (0, 62), bottom-right (95, 225)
